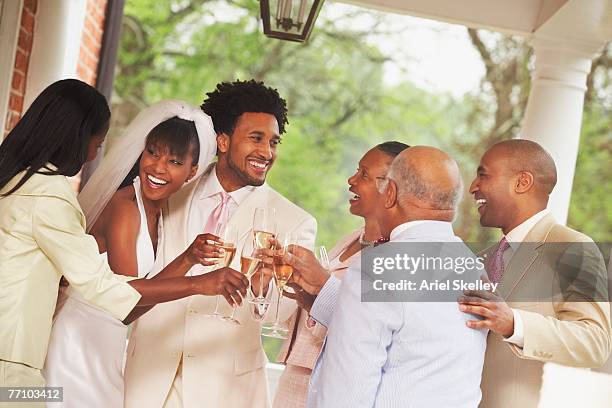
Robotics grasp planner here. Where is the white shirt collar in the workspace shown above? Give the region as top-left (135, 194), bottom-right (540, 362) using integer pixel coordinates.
top-left (196, 165), bottom-right (256, 205)
top-left (389, 220), bottom-right (432, 241)
top-left (504, 209), bottom-right (550, 250)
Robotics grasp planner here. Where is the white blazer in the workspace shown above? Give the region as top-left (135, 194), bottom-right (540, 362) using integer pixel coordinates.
top-left (124, 165), bottom-right (317, 408)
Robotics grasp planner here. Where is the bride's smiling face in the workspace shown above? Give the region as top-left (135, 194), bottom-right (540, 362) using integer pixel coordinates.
top-left (139, 140), bottom-right (197, 202)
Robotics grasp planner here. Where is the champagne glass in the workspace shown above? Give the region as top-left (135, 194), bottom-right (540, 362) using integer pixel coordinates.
top-left (262, 232), bottom-right (296, 339)
top-left (249, 274), bottom-right (274, 321)
top-left (317, 245), bottom-right (330, 270)
top-left (250, 207), bottom-right (276, 306)
top-left (204, 223), bottom-right (237, 318)
top-left (220, 235), bottom-right (261, 325)
top-left (253, 207), bottom-right (276, 250)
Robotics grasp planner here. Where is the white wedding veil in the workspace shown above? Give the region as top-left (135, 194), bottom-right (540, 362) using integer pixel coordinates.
top-left (78, 99), bottom-right (217, 231)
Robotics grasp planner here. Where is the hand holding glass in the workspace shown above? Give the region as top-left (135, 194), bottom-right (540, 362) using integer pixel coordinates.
top-left (262, 232), bottom-right (296, 339)
top-left (250, 207), bottom-right (276, 306)
top-left (205, 223), bottom-right (237, 318)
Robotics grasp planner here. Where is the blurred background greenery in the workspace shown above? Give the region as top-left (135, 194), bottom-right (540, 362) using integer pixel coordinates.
top-left (109, 0), bottom-right (610, 360)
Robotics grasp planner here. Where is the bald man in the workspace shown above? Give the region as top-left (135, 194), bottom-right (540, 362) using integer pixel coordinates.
top-left (287, 146), bottom-right (488, 407)
top-left (460, 139), bottom-right (611, 407)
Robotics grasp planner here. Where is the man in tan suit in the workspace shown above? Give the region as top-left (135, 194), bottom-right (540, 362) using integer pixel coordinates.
top-left (459, 139), bottom-right (611, 407)
top-left (124, 80), bottom-right (317, 408)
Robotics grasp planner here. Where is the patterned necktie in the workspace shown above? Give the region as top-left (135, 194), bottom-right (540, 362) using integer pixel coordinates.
top-left (204, 191), bottom-right (231, 234)
top-left (487, 237), bottom-right (510, 283)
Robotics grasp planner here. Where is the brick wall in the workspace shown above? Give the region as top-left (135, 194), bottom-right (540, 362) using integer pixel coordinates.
top-left (77, 0), bottom-right (108, 85)
top-left (4, 0), bottom-right (37, 135)
top-left (3, 0), bottom-right (108, 137)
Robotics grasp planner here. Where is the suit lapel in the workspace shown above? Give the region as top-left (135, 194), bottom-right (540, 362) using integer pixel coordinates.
top-left (328, 229), bottom-right (362, 261)
top-left (499, 214), bottom-right (556, 299)
top-left (161, 164), bottom-right (215, 267)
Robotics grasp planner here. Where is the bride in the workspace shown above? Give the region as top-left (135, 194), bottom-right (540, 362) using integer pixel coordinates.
top-left (43, 101), bottom-right (228, 407)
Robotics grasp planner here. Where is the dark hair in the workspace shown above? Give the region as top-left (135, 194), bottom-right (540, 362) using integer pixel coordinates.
top-left (200, 79), bottom-right (289, 135)
top-left (0, 79), bottom-right (110, 196)
top-left (491, 139), bottom-right (557, 195)
top-left (118, 117), bottom-right (200, 189)
top-left (376, 141), bottom-right (410, 158)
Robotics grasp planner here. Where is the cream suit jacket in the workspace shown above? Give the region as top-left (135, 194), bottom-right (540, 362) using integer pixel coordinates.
top-left (124, 164), bottom-right (317, 408)
top-left (480, 214), bottom-right (611, 407)
top-left (0, 170), bottom-right (141, 371)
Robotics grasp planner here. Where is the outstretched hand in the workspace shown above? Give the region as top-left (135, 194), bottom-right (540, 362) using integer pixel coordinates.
top-left (284, 245), bottom-right (330, 295)
top-left (194, 267), bottom-right (248, 307)
top-left (184, 233), bottom-right (225, 266)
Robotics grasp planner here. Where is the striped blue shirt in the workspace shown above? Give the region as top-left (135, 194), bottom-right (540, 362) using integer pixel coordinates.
top-left (308, 221), bottom-right (487, 407)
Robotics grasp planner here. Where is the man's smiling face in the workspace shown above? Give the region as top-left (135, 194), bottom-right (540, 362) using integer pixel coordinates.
top-left (469, 146), bottom-right (517, 229)
top-left (217, 112), bottom-right (281, 188)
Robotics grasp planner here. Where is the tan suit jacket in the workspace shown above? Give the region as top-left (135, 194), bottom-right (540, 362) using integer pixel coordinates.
top-left (124, 165), bottom-right (317, 408)
top-left (595, 254), bottom-right (612, 374)
top-left (480, 214), bottom-right (611, 407)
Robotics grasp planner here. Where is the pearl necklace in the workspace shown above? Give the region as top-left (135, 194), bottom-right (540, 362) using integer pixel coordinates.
top-left (359, 231), bottom-right (388, 247)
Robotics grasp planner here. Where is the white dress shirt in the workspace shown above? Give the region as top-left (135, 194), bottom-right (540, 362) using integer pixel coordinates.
top-left (310, 221), bottom-right (430, 329)
top-left (501, 209), bottom-right (551, 348)
top-left (187, 165), bottom-right (255, 275)
top-left (308, 220), bottom-right (487, 407)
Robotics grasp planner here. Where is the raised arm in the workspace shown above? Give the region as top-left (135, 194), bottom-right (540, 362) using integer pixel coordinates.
top-left (272, 216), bottom-right (318, 323)
top-left (33, 196), bottom-right (247, 325)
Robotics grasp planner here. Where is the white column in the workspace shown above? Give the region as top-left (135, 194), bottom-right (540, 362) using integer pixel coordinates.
top-left (520, 36), bottom-right (603, 225)
top-left (23, 0), bottom-right (87, 109)
top-left (0, 0), bottom-right (24, 135)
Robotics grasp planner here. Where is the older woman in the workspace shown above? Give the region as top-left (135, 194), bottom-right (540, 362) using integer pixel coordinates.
top-left (272, 141), bottom-right (409, 408)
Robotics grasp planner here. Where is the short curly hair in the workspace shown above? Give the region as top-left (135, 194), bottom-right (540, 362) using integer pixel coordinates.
top-left (201, 79), bottom-right (289, 135)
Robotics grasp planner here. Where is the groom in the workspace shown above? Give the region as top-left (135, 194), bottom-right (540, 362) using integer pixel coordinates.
top-left (124, 80), bottom-right (317, 408)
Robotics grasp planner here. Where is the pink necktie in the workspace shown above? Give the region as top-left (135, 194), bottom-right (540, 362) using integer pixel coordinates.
top-left (487, 237), bottom-right (510, 283)
top-left (204, 191), bottom-right (231, 234)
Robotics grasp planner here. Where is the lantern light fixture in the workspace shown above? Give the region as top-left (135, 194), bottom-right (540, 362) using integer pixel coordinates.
top-left (260, 0), bottom-right (325, 43)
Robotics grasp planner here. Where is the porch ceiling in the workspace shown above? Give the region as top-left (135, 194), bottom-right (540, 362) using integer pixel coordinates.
top-left (335, 0), bottom-right (612, 45)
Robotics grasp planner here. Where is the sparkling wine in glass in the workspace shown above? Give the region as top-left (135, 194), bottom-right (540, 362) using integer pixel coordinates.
top-left (205, 223), bottom-right (237, 318)
top-left (273, 256), bottom-right (293, 291)
top-left (240, 237), bottom-right (261, 279)
top-left (218, 243), bottom-right (237, 267)
top-left (253, 230), bottom-right (275, 250)
top-left (262, 232), bottom-right (297, 339)
top-left (250, 208), bottom-right (276, 306)
top-left (220, 236), bottom-right (261, 326)
top-left (253, 208), bottom-right (276, 248)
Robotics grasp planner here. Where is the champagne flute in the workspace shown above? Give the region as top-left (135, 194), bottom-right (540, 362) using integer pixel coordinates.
top-left (317, 245), bottom-right (330, 270)
top-left (262, 232), bottom-right (296, 339)
top-left (220, 236), bottom-right (261, 325)
top-left (249, 272), bottom-right (274, 321)
top-left (250, 207), bottom-right (276, 306)
top-left (204, 223), bottom-right (237, 318)
top-left (241, 235), bottom-right (261, 282)
top-left (253, 207), bottom-right (276, 250)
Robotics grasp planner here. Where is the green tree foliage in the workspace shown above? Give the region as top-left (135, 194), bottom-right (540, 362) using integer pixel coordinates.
top-left (112, 0), bottom-right (446, 247)
top-left (112, 0), bottom-right (610, 363)
top-left (112, 0), bottom-right (610, 249)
